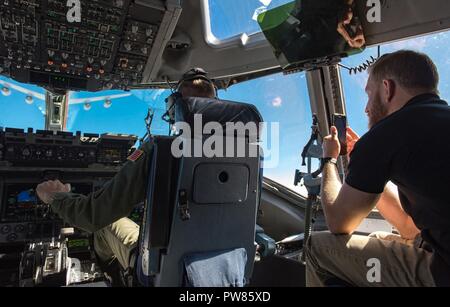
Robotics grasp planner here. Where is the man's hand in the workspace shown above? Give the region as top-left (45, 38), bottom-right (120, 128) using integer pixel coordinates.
top-left (337, 3), bottom-right (366, 49)
top-left (337, 24), bottom-right (366, 49)
top-left (346, 127), bottom-right (360, 158)
top-left (323, 126), bottom-right (340, 159)
top-left (36, 180), bottom-right (71, 204)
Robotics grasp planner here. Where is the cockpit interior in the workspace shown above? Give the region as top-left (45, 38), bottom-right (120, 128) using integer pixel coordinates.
top-left (0, 0), bottom-right (449, 287)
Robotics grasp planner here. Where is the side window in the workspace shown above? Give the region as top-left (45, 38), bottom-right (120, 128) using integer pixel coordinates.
top-left (340, 30), bottom-right (450, 136)
top-left (219, 72), bottom-right (311, 196)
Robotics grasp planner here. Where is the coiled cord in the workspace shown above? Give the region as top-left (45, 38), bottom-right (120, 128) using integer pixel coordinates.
top-left (339, 45), bottom-right (381, 75)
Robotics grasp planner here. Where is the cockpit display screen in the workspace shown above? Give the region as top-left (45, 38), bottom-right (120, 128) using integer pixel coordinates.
top-left (258, 0), bottom-right (366, 70)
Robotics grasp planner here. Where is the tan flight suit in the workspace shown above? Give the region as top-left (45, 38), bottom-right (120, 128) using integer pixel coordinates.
top-left (305, 231), bottom-right (436, 287)
top-left (50, 141), bottom-right (154, 269)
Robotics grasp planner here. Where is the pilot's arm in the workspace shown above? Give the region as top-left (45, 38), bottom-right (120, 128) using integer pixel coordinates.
top-left (36, 142), bottom-right (153, 233)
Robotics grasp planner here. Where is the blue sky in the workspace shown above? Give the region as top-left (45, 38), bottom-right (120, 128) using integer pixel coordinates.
top-left (1, 0), bottom-right (449, 195)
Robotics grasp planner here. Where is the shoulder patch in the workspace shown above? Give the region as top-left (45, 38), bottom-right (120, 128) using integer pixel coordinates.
top-left (127, 149), bottom-right (144, 162)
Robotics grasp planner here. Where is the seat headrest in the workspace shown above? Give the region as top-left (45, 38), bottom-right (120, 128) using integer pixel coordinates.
top-left (174, 97), bottom-right (263, 140)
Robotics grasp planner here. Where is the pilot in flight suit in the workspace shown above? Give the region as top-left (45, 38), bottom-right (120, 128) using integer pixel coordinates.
top-left (36, 69), bottom-right (217, 271)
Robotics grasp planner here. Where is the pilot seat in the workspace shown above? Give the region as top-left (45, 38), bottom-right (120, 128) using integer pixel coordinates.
top-left (135, 95), bottom-right (263, 287)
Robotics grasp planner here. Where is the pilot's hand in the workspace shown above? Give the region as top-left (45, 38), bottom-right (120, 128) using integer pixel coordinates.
top-left (346, 127), bottom-right (360, 158)
top-left (323, 126), bottom-right (340, 159)
top-left (36, 180), bottom-right (71, 204)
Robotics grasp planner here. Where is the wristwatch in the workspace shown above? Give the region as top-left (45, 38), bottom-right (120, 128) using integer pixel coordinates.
top-left (321, 157), bottom-right (338, 166)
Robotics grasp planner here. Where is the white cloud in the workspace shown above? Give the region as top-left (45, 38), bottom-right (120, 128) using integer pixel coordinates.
top-left (37, 106), bottom-right (46, 115)
top-left (386, 36), bottom-right (428, 52)
top-left (271, 96), bottom-right (283, 108)
top-left (128, 89), bottom-right (167, 102)
top-left (150, 89), bottom-right (167, 100)
top-left (66, 107), bottom-right (80, 131)
top-left (354, 72), bottom-right (369, 91)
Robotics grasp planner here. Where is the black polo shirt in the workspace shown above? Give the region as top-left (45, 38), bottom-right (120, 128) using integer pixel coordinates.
top-left (346, 93), bottom-right (450, 286)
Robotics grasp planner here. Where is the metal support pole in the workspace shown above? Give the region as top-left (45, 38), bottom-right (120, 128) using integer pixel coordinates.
top-left (299, 64), bottom-right (350, 265)
top-left (45, 91), bottom-right (69, 132)
top-left (306, 65), bottom-right (349, 177)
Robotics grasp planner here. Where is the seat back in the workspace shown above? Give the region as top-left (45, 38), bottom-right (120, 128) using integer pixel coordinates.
top-left (137, 97), bottom-right (263, 287)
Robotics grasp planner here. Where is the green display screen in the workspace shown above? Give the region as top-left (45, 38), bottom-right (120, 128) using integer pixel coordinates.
top-left (258, 0), bottom-right (365, 70)
top-left (67, 239), bottom-right (90, 248)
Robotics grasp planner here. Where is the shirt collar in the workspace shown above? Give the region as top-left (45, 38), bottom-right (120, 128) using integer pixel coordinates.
top-left (370, 93), bottom-right (446, 131)
top-left (403, 93), bottom-right (445, 109)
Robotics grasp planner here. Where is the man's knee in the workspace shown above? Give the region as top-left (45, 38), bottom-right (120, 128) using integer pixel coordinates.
top-left (93, 227), bottom-right (108, 250)
top-left (109, 218), bottom-right (140, 248)
top-left (305, 231), bottom-right (352, 261)
top-left (93, 227), bottom-right (116, 263)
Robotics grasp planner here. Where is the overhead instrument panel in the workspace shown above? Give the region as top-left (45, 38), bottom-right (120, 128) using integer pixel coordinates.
top-left (0, 0), bottom-right (182, 92)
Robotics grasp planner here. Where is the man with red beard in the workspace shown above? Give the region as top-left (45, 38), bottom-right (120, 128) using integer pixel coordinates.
top-left (305, 50), bottom-right (450, 287)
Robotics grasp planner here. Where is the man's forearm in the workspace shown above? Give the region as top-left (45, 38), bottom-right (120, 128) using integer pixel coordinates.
top-left (377, 184), bottom-right (420, 240)
top-left (321, 163), bottom-right (342, 220)
top-left (50, 142), bottom-right (152, 233)
top-left (321, 163), bottom-right (342, 207)
top-left (50, 189), bottom-right (142, 233)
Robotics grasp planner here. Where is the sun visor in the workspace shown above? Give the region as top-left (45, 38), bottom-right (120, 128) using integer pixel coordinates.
top-left (174, 97), bottom-right (263, 141)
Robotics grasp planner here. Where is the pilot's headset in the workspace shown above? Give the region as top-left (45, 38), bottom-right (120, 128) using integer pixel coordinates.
top-left (162, 68), bottom-right (217, 126)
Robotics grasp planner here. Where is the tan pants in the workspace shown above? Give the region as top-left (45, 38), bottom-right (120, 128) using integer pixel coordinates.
top-left (305, 231), bottom-right (436, 287)
top-left (94, 218), bottom-right (140, 270)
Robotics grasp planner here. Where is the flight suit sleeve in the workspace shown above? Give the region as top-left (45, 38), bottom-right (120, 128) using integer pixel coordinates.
top-left (50, 141), bottom-right (154, 233)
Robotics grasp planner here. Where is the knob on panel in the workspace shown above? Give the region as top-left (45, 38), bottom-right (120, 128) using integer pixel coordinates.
top-left (1, 225), bottom-right (11, 234)
top-left (15, 224), bottom-right (25, 233)
top-left (7, 233), bottom-right (18, 242)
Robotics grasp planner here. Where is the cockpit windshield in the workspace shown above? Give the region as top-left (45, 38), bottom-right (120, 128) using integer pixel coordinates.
top-left (0, 82), bottom-right (171, 140)
top-left (67, 89), bottom-right (170, 138)
top-left (0, 80), bottom-right (46, 130)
